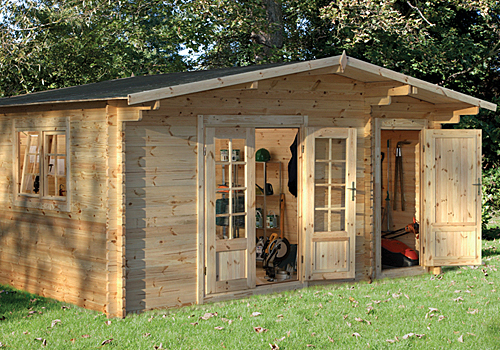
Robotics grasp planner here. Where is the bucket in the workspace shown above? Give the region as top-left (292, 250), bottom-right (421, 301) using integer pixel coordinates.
top-left (275, 270), bottom-right (289, 281)
top-left (220, 149), bottom-right (229, 162)
top-left (232, 149), bottom-right (241, 161)
top-left (267, 211), bottom-right (278, 229)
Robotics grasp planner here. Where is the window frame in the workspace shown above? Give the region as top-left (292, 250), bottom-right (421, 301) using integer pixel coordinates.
top-left (14, 123), bottom-right (70, 211)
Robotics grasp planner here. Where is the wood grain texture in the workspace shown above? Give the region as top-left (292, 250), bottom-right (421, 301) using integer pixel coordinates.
top-left (0, 67), bottom-right (486, 316)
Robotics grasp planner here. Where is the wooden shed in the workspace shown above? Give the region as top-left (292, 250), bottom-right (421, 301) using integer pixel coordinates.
top-left (0, 54), bottom-right (496, 317)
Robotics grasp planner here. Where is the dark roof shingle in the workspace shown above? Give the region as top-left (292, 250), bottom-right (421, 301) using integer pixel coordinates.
top-left (0, 62), bottom-right (288, 107)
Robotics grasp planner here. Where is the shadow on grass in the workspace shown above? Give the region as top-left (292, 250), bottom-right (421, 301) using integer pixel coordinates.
top-left (483, 247), bottom-right (499, 258)
top-left (483, 228), bottom-right (500, 241)
top-left (486, 318), bottom-right (500, 347)
top-left (0, 284), bottom-right (60, 321)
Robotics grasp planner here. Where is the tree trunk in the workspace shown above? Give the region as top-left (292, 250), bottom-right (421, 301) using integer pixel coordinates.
top-left (251, 0), bottom-right (284, 60)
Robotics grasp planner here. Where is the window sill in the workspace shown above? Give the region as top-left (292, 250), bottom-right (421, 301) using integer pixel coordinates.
top-left (14, 196), bottom-right (70, 212)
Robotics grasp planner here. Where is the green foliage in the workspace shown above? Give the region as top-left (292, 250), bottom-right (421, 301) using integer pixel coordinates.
top-left (2, 0), bottom-right (500, 222)
top-left (0, 239), bottom-right (499, 348)
top-left (481, 167), bottom-right (500, 234)
top-left (0, 0), bottom-right (188, 97)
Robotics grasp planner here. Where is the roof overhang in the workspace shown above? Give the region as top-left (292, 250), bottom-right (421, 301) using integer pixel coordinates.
top-left (0, 53), bottom-right (496, 112)
top-left (127, 52), bottom-right (497, 112)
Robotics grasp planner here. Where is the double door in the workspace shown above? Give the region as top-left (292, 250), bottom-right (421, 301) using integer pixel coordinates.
top-left (204, 126), bottom-right (483, 296)
top-left (205, 126), bottom-right (358, 295)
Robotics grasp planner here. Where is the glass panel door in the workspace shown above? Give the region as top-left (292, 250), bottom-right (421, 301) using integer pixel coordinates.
top-left (206, 127), bottom-right (255, 294)
top-left (304, 128), bottom-right (356, 280)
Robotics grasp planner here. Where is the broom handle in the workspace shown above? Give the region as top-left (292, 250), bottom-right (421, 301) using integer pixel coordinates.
top-left (279, 193), bottom-right (285, 239)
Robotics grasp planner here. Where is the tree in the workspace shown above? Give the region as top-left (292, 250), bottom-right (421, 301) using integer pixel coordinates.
top-left (180, 0), bottom-right (500, 230)
top-left (2, 0), bottom-right (499, 229)
top-left (0, 0), bottom-right (187, 97)
top-left (177, 0), bottom-right (340, 67)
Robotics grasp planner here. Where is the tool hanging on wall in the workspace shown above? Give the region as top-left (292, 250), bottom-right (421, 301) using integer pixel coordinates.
top-left (380, 151), bottom-right (385, 209)
top-left (381, 140), bottom-right (392, 232)
top-left (279, 193), bottom-right (285, 239)
top-left (393, 141), bottom-right (411, 211)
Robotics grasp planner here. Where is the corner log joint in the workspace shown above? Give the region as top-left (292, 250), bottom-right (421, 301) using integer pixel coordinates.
top-left (431, 105), bottom-right (480, 124)
top-left (364, 84), bottom-right (418, 107)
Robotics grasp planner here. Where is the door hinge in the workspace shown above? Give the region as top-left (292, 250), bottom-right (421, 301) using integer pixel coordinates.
top-left (301, 145), bottom-right (304, 153)
top-left (203, 146), bottom-right (206, 156)
top-left (204, 266), bottom-right (207, 275)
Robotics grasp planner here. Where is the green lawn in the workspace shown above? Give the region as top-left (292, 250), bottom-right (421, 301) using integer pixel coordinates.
top-left (0, 240), bottom-right (499, 349)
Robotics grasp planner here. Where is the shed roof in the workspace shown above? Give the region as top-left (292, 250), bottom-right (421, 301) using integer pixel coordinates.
top-left (0, 54), bottom-right (496, 111)
top-left (0, 62), bottom-right (287, 108)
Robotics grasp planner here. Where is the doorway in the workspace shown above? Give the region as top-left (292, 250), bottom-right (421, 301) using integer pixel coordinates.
top-left (255, 128), bottom-right (299, 286)
top-left (204, 125), bottom-right (300, 296)
top-left (202, 119), bottom-right (359, 297)
top-left (379, 129), bottom-right (421, 271)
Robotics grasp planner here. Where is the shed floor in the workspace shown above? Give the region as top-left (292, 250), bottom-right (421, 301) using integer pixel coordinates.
top-left (256, 261), bottom-right (298, 285)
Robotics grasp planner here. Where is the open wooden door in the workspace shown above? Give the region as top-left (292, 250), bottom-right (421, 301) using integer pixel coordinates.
top-left (205, 127), bottom-right (256, 294)
top-left (422, 129), bottom-right (482, 266)
top-left (304, 128), bottom-right (357, 280)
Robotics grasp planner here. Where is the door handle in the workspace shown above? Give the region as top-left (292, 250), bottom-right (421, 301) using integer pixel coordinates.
top-left (473, 178), bottom-right (481, 196)
top-left (348, 182), bottom-right (356, 201)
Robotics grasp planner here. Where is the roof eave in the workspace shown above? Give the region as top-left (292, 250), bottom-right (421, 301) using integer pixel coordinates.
top-left (127, 54), bottom-right (496, 112)
top-left (127, 55), bottom-right (345, 105)
top-left (346, 57), bottom-right (497, 112)
top-left (0, 96), bottom-right (127, 109)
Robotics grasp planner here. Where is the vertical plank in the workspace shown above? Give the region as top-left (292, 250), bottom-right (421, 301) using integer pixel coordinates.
top-left (346, 128), bottom-right (357, 279)
top-left (304, 127), bottom-right (315, 280)
top-left (246, 127), bottom-right (256, 289)
top-left (373, 119), bottom-right (382, 277)
top-left (423, 130), bottom-right (435, 266)
top-left (475, 130), bottom-right (482, 263)
top-left (105, 104), bottom-right (117, 317)
top-left (298, 125), bottom-right (306, 282)
top-left (196, 115), bottom-right (205, 304)
top-left (205, 128), bottom-right (216, 294)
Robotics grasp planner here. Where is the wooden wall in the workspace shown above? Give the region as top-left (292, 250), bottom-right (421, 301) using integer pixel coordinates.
top-left (0, 107), bottom-right (110, 312)
top-left (123, 73), bottom-right (376, 312)
top-left (124, 113), bottom-right (198, 313)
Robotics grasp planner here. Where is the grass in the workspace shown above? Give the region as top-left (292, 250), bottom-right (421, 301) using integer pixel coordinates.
top-left (0, 240), bottom-right (499, 349)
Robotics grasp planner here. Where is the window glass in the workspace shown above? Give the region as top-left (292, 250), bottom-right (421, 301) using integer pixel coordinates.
top-left (19, 132), bottom-right (41, 195)
top-left (18, 130), bottom-right (67, 199)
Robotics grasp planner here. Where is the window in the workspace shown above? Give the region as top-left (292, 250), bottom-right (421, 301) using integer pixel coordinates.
top-left (17, 130), bottom-right (68, 200)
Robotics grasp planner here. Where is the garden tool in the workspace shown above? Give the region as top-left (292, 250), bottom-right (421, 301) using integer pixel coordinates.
top-left (393, 141), bottom-right (411, 211)
top-left (381, 140), bottom-right (392, 232)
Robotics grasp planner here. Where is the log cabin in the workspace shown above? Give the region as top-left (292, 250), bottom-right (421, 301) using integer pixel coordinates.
top-left (0, 53), bottom-right (496, 317)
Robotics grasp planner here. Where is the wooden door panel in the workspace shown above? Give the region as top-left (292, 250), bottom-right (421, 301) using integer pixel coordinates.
top-left (434, 136), bottom-right (477, 223)
top-left (304, 127), bottom-right (357, 280)
top-left (423, 130), bottom-right (481, 266)
top-left (206, 127), bottom-right (255, 295)
top-left (313, 240), bottom-right (349, 272)
top-left (217, 250), bottom-right (246, 280)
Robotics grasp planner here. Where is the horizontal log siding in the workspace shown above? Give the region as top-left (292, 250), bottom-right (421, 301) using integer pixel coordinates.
top-left (124, 114), bottom-right (198, 313)
top-left (0, 111), bottom-right (109, 312)
top-left (123, 73), bottom-right (389, 311)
